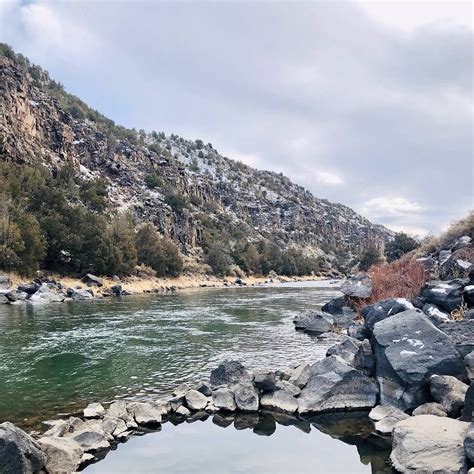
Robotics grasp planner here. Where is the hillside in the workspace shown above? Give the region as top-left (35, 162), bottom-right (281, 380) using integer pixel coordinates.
top-left (0, 44), bottom-right (392, 277)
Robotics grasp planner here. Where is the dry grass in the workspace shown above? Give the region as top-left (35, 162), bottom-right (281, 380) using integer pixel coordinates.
top-left (349, 260), bottom-right (427, 313)
top-left (451, 303), bottom-right (469, 321)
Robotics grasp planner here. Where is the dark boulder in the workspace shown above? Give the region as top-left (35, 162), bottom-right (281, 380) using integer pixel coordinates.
top-left (5, 290), bottom-right (28, 303)
top-left (372, 309), bottom-right (466, 410)
top-left (465, 423), bottom-right (474, 464)
top-left (421, 280), bottom-right (466, 313)
top-left (422, 303), bottom-right (451, 325)
top-left (253, 370), bottom-right (276, 392)
top-left (429, 375), bottom-right (469, 417)
top-left (321, 296), bottom-right (346, 315)
top-left (326, 338), bottom-right (360, 366)
top-left (210, 360), bottom-right (251, 387)
top-left (340, 274), bottom-right (372, 299)
top-left (461, 383), bottom-right (473, 422)
top-left (81, 274), bottom-right (104, 287)
top-left (353, 339), bottom-right (375, 376)
top-left (0, 422), bottom-right (46, 474)
top-left (111, 284), bottom-right (123, 296)
top-left (17, 283), bottom-right (39, 295)
top-left (465, 284), bottom-right (474, 306)
top-left (362, 298), bottom-right (414, 334)
top-left (293, 311), bottom-right (333, 335)
top-left (439, 319), bottom-right (474, 358)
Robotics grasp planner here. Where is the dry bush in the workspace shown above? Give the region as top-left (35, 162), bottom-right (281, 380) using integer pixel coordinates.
top-left (349, 260), bottom-right (427, 313)
top-left (451, 303), bottom-right (468, 321)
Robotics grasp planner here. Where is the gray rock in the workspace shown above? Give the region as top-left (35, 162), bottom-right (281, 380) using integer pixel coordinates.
top-left (0, 422), bottom-right (46, 474)
top-left (465, 284), bottom-right (474, 306)
top-left (465, 423), bottom-right (474, 464)
top-left (275, 380), bottom-right (301, 397)
top-left (353, 339), bottom-right (375, 376)
top-left (127, 402), bottom-right (164, 425)
top-left (439, 319), bottom-right (474, 358)
top-left (37, 436), bottom-right (84, 473)
top-left (390, 415), bottom-right (469, 473)
top-left (372, 309), bottom-right (466, 410)
top-left (422, 303), bottom-right (451, 324)
top-left (210, 360), bottom-right (251, 387)
top-left (461, 383), bottom-right (474, 422)
top-left (422, 280), bottom-right (465, 313)
top-left (185, 389), bottom-right (209, 411)
top-left (368, 405), bottom-right (409, 435)
top-left (0, 272), bottom-right (12, 290)
top-left (195, 381), bottom-right (212, 397)
top-left (412, 402), bottom-right (447, 417)
top-left (439, 249), bottom-right (452, 266)
top-left (81, 274), bottom-right (104, 287)
top-left (212, 388), bottom-right (236, 412)
top-left (112, 419), bottom-right (128, 437)
top-left (326, 338), bottom-right (360, 365)
top-left (298, 356), bottom-right (378, 414)
top-left (293, 311), bottom-right (333, 335)
top-left (288, 362), bottom-right (311, 389)
top-left (17, 283), bottom-right (39, 295)
top-left (253, 370), bottom-right (276, 392)
top-left (100, 416), bottom-right (118, 437)
top-left (72, 430), bottom-right (110, 453)
top-left (176, 405), bottom-right (191, 417)
top-left (466, 351), bottom-right (474, 382)
top-left (0, 294), bottom-right (9, 304)
top-left (5, 290), bottom-right (28, 302)
top-left (260, 390), bottom-right (299, 414)
top-left (430, 375), bottom-right (469, 417)
top-left (111, 284), bottom-right (122, 296)
top-left (28, 283), bottom-right (65, 303)
top-left (347, 322), bottom-right (367, 341)
top-left (68, 288), bottom-right (93, 301)
top-left (321, 296), bottom-right (346, 315)
top-left (340, 273), bottom-right (372, 299)
top-left (231, 382), bottom-right (259, 412)
top-left (362, 298), bottom-right (414, 334)
top-left (83, 402), bottom-right (105, 418)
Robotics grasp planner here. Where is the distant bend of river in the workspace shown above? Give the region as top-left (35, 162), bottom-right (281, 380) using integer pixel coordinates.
top-left (0, 281), bottom-right (341, 428)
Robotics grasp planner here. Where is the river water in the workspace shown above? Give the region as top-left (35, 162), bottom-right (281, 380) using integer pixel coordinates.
top-left (0, 281), bottom-right (391, 472)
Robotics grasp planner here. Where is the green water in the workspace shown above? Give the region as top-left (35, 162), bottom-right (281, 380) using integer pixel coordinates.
top-left (0, 281), bottom-right (341, 428)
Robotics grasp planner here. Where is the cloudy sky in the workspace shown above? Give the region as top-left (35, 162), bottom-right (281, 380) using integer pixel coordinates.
top-left (1, 0), bottom-right (472, 236)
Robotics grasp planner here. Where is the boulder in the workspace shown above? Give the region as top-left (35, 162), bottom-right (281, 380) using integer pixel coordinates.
top-left (210, 360), bottom-right (251, 387)
top-left (390, 415), bottom-right (469, 473)
top-left (37, 436), bottom-right (84, 473)
top-left (326, 338), bottom-right (360, 366)
top-left (5, 290), bottom-right (28, 303)
top-left (127, 402), bottom-right (164, 425)
top-left (461, 383), bottom-right (474, 422)
top-left (439, 319), bottom-right (474, 358)
top-left (466, 351), bottom-right (474, 381)
top-left (430, 375), bottom-right (469, 417)
top-left (293, 311), bottom-right (333, 335)
top-left (111, 284), bottom-right (122, 296)
top-left (0, 294), bottom-right (9, 304)
top-left (340, 273), bottom-right (372, 299)
top-left (0, 272), bottom-right (11, 290)
top-left (368, 405), bottom-right (409, 435)
top-left (440, 248), bottom-right (473, 280)
top-left (288, 362), bottom-right (311, 389)
top-left (362, 298), bottom-right (414, 334)
top-left (175, 405), bottom-right (191, 417)
top-left (0, 422), bottom-right (46, 474)
top-left (195, 381), bottom-right (212, 397)
top-left (185, 389), bottom-right (209, 411)
top-left (275, 380), bottom-right (301, 397)
top-left (347, 322), bottom-right (367, 341)
top-left (412, 402), bottom-right (447, 417)
top-left (465, 285), bottom-right (474, 306)
top-left (422, 280), bottom-right (465, 313)
top-left (231, 382), bottom-right (259, 412)
top-left (212, 388), bottom-right (236, 412)
top-left (422, 303), bottom-right (451, 324)
top-left (71, 430), bottom-right (110, 453)
top-left (298, 356), bottom-right (378, 414)
top-left (321, 296), bottom-right (346, 315)
top-left (68, 288), bottom-right (93, 301)
top-left (353, 339), bottom-right (375, 376)
top-left (253, 370), bottom-right (276, 392)
top-left (465, 423), bottom-right (474, 464)
top-left (81, 274), bottom-right (104, 287)
top-left (260, 390), bottom-right (299, 414)
top-left (17, 283), bottom-right (39, 295)
top-left (372, 309), bottom-right (466, 410)
top-left (28, 283), bottom-right (65, 303)
top-left (83, 402), bottom-right (105, 418)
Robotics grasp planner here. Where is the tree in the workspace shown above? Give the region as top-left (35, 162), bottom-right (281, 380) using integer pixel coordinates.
top-left (109, 214), bottom-right (137, 275)
top-left (359, 247), bottom-right (382, 271)
top-left (205, 244), bottom-right (232, 276)
top-left (14, 212), bottom-right (46, 275)
top-left (385, 233), bottom-right (419, 262)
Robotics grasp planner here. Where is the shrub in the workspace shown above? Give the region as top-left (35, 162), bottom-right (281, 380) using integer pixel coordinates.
top-left (385, 232), bottom-right (419, 262)
top-left (144, 172), bottom-right (162, 189)
top-left (205, 244), bottom-right (232, 276)
top-left (165, 193), bottom-right (188, 214)
top-left (358, 246), bottom-right (382, 271)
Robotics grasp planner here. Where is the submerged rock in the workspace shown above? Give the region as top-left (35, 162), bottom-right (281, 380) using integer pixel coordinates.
top-left (372, 309), bottom-right (466, 410)
top-left (390, 415), bottom-right (469, 473)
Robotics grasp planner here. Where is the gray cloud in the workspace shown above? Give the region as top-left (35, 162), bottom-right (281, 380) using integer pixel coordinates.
top-left (1, 0), bottom-right (472, 235)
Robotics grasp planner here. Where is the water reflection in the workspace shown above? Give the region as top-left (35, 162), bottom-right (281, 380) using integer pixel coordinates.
top-left (85, 410), bottom-right (392, 473)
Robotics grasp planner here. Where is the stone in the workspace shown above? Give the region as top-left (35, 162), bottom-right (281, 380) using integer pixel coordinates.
top-left (100, 416), bottom-right (118, 437)
top-left (390, 415), bottom-right (469, 473)
top-left (422, 280), bottom-right (465, 313)
top-left (0, 422), bottom-right (46, 474)
top-left (340, 273), bottom-right (372, 299)
top-left (353, 339), bottom-right (375, 376)
top-left (72, 430), bottom-right (110, 453)
top-left (465, 284), bottom-right (474, 306)
top-left (430, 375), bottom-right (469, 417)
top-left (461, 383), bottom-right (474, 422)
top-left (81, 274), bottom-right (104, 287)
top-left (185, 389), bottom-right (209, 411)
top-left (465, 423), bottom-right (474, 464)
top-left (326, 338), bottom-right (360, 366)
top-left (368, 405), bottom-right (409, 435)
top-left (0, 272), bottom-right (12, 290)
top-left (439, 319), bottom-right (474, 358)
top-left (28, 283), bottom-right (65, 303)
top-left (260, 390), bottom-right (299, 414)
top-left (128, 402), bottom-right (163, 425)
top-left (275, 380), bottom-right (301, 397)
top-left (412, 402), bottom-right (447, 417)
top-left (0, 294), bottom-right (9, 304)
top-left (210, 360), bottom-right (251, 387)
top-left (83, 402), bottom-right (105, 418)
top-left (298, 356), bottom-right (378, 414)
top-left (17, 283), bottom-right (39, 295)
top-left (5, 290), bottom-right (28, 302)
top-left (176, 405), bottom-right (191, 417)
top-left (37, 436), bottom-right (84, 473)
top-left (372, 309), bottom-right (466, 410)
top-left (212, 388), bottom-right (236, 412)
top-left (195, 381), bottom-right (212, 397)
top-left (68, 288), bottom-right (93, 301)
top-left (288, 362), bottom-right (311, 389)
top-left (422, 303), bottom-right (451, 325)
top-left (347, 322), bottom-right (367, 340)
top-left (253, 370), bottom-right (276, 392)
top-left (111, 284), bottom-right (122, 296)
top-left (362, 298), bottom-right (414, 334)
top-left (321, 296), bottom-right (346, 315)
top-left (293, 311), bottom-right (333, 335)
top-left (112, 419), bottom-right (128, 437)
top-left (231, 382), bottom-right (259, 412)
top-left (466, 351), bottom-right (474, 381)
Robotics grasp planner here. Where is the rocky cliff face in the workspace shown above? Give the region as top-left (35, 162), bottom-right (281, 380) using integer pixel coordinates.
top-left (0, 54), bottom-right (392, 268)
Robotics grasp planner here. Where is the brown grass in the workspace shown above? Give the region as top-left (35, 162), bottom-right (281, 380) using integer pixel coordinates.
top-left (349, 260), bottom-right (427, 313)
top-left (451, 303), bottom-right (468, 321)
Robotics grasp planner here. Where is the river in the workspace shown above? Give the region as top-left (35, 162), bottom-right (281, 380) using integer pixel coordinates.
top-left (0, 280), bottom-right (391, 472)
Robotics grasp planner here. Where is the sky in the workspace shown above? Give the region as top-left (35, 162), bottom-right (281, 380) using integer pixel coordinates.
top-left (0, 0), bottom-right (472, 237)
